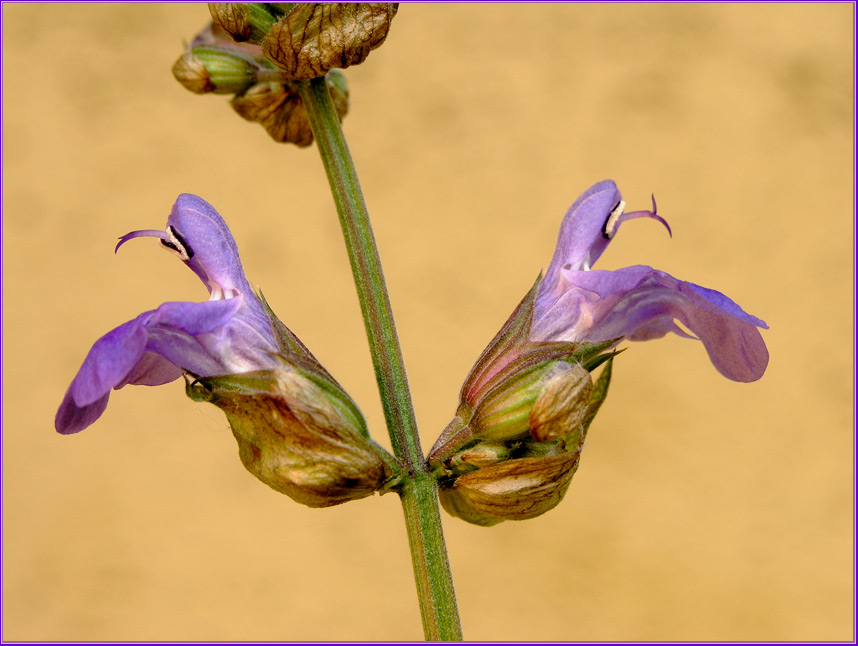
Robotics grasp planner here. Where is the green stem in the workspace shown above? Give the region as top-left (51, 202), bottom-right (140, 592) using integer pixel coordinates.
top-left (299, 75), bottom-right (462, 641)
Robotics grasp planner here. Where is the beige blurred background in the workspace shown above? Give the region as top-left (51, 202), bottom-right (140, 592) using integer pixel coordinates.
top-left (2, 2), bottom-right (853, 641)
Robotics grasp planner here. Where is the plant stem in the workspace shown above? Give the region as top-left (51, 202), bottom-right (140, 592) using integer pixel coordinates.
top-left (299, 75), bottom-right (462, 641)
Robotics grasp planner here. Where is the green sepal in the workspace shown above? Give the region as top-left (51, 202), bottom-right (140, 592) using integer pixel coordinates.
top-left (581, 355), bottom-right (614, 440)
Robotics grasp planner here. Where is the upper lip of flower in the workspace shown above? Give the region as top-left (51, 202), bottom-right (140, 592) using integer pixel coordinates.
top-left (55, 194), bottom-right (280, 435)
top-left (116, 194), bottom-right (251, 300)
top-left (543, 179), bottom-right (672, 279)
top-left (532, 180), bottom-right (769, 382)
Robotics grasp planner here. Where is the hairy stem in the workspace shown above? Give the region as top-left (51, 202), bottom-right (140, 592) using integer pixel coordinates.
top-left (299, 75), bottom-right (462, 641)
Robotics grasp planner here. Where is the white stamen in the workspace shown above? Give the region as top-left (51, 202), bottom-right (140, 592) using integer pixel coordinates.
top-left (161, 226), bottom-right (191, 261)
top-left (603, 200), bottom-right (626, 239)
top-left (208, 284), bottom-right (239, 301)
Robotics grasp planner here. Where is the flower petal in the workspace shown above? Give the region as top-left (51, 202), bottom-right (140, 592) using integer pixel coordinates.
top-left (115, 195), bottom-right (253, 299)
top-left (148, 297), bottom-right (245, 336)
top-left (142, 296), bottom-right (274, 376)
top-left (55, 391), bottom-right (109, 435)
top-left (166, 194), bottom-right (251, 295)
top-left (541, 180), bottom-right (670, 287)
top-left (68, 318), bottom-right (149, 407)
top-left (535, 265), bottom-right (769, 382)
top-left (542, 180), bottom-right (621, 283)
top-left (55, 318), bottom-right (149, 434)
top-left (116, 351), bottom-right (184, 388)
top-left (55, 297), bottom-right (261, 434)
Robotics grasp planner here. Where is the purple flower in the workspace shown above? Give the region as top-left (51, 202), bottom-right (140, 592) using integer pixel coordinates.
top-left (532, 180), bottom-right (768, 382)
top-left (430, 181), bottom-right (768, 525)
top-left (55, 194), bottom-right (284, 434)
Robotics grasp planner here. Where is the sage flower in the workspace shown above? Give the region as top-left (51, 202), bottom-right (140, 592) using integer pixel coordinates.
top-left (532, 179), bottom-right (769, 382)
top-left (55, 194), bottom-right (285, 435)
top-left (430, 180), bottom-right (769, 525)
top-left (55, 194), bottom-right (395, 505)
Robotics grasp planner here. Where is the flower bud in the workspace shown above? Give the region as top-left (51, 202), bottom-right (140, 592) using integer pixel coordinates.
top-left (172, 46), bottom-right (261, 95)
top-left (262, 3), bottom-right (398, 79)
top-left (186, 367), bottom-right (396, 508)
top-left (231, 70), bottom-right (349, 146)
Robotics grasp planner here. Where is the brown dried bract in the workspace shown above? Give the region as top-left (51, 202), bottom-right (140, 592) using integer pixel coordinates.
top-left (231, 71), bottom-right (349, 146)
top-left (232, 82), bottom-right (315, 146)
top-left (529, 364), bottom-right (593, 443)
top-left (208, 2), bottom-right (253, 42)
top-left (263, 3), bottom-right (398, 79)
top-left (440, 453), bottom-right (581, 526)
